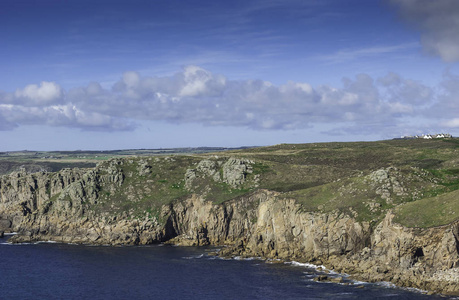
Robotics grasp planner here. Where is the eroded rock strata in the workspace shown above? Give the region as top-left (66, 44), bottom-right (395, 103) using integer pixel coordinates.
top-left (1, 156), bottom-right (459, 295)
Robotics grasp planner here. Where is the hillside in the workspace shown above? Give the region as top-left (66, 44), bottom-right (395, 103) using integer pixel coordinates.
top-left (1, 138), bottom-right (459, 295)
top-left (229, 138), bottom-right (459, 227)
top-left (0, 147), bottom-right (242, 175)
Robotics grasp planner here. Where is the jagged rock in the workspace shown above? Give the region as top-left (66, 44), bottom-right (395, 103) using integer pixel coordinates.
top-left (221, 157), bottom-right (253, 188)
top-left (328, 276), bottom-right (344, 283)
top-left (184, 169), bottom-right (197, 189)
top-left (185, 157), bottom-right (253, 189)
top-left (197, 159), bottom-right (219, 178)
top-left (0, 219), bottom-right (11, 230)
top-left (138, 160), bottom-right (152, 176)
top-left (313, 275), bottom-right (328, 282)
top-left (184, 159), bottom-right (220, 189)
top-left (370, 169), bottom-right (389, 182)
top-left (367, 167), bottom-right (407, 203)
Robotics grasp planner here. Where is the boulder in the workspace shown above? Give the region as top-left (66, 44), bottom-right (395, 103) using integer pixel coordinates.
top-left (0, 219), bottom-right (11, 230)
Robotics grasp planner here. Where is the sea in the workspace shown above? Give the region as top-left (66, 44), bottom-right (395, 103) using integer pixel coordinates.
top-left (0, 234), bottom-right (454, 299)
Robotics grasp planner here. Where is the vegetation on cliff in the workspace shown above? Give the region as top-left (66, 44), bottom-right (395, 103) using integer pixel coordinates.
top-left (2, 138), bottom-right (459, 229)
top-left (230, 138), bottom-right (459, 227)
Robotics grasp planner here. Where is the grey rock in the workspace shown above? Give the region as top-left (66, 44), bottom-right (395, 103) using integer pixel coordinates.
top-left (222, 157), bottom-right (253, 188)
top-left (0, 219), bottom-right (11, 230)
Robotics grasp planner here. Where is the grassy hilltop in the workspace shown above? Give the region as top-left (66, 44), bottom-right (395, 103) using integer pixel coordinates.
top-left (88, 138), bottom-right (459, 229)
top-left (221, 138), bottom-right (458, 228)
top-left (4, 139), bottom-right (459, 229)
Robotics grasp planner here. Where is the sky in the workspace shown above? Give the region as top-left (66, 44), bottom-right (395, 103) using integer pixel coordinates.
top-left (1, 0), bottom-right (459, 150)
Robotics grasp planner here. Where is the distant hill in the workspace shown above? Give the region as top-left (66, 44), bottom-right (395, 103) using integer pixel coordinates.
top-left (0, 146), bottom-right (253, 175)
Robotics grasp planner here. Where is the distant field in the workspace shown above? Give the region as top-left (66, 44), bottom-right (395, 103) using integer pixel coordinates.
top-left (0, 147), bottom-right (250, 175)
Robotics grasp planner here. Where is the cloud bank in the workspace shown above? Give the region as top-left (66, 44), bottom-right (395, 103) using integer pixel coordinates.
top-left (0, 66), bottom-right (457, 137)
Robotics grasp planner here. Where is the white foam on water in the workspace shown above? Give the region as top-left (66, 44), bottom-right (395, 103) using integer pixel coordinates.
top-left (376, 281), bottom-right (397, 288)
top-left (351, 280), bottom-right (370, 285)
top-left (182, 254), bottom-right (205, 260)
top-left (286, 260), bottom-right (327, 271)
top-left (375, 281), bottom-right (430, 295)
top-left (213, 256), bottom-right (233, 261)
top-left (287, 261), bottom-right (348, 278)
top-left (337, 292), bottom-right (354, 295)
top-left (233, 256), bottom-right (262, 261)
top-left (265, 258), bottom-right (282, 264)
top-left (4, 232), bottom-right (18, 236)
top-left (3, 242), bottom-right (32, 245)
top-left (244, 257), bottom-right (259, 260)
top-left (34, 240), bottom-right (58, 244)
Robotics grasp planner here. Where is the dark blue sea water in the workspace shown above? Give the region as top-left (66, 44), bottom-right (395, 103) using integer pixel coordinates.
top-left (0, 234), bottom-right (452, 299)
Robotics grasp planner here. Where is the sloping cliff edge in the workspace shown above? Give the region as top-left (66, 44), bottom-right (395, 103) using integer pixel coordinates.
top-left (1, 159), bottom-right (459, 295)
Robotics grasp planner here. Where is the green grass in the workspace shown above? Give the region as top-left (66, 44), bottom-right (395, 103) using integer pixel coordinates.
top-left (89, 156), bottom-right (197, 217)
top-left (394, 189), bottom-right (459, 228)
top-left (10, 138), bottom-right (459, 229)
top-left (84, 138), bottom-right (459, 227)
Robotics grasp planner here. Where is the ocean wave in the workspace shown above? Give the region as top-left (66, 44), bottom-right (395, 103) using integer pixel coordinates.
top-left (233, 256), bottom-right (263, 261)
top-left (285, 260), bottom-right (326, 270)
top-left (34, 240), bottom-right (58, 244)
top-left (286, 261), bottom-right (346, 277)
top-left (265, 258), bottom-right (282, 263)
top-left (212, 256), bottom-right (233, 261)
top-left (350, 280), bottom-right (370, 285)
top-left (375, 281), bottom-right (430, 295)
top-left (182, 254), bottom-right (205, 260)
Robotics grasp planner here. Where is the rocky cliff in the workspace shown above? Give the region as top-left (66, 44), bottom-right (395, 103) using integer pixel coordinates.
top-left (1, 145), bottom-right (459, 295)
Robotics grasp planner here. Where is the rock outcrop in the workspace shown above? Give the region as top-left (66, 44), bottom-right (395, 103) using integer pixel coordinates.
top-left (185, 157), bottom-right (254, 189)
top-left (1, 157), bottom-right (459, 295)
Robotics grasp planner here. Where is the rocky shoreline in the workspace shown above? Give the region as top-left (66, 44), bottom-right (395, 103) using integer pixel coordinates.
top-left (1, 156), bottom-right (459, 296)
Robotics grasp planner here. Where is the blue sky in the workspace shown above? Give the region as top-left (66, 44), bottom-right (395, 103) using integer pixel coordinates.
top-left (1, 0), bottom-right (459, 150)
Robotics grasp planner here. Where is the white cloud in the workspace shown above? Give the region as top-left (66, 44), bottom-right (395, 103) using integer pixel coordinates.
top-left (179, 66), bottom-right (226, 97)
top-left (122, 71), bottom-right (141, 89)
top-left (0, 66), bottom-right (454, 137)
top-left (390, 0), bottom-right (459, 62)
top-left (13, 81), bottom-right (63, 105)
top-left (378, 72), bottom-right (433, 106)
top-left (442, 118), bottom-right (459, 128)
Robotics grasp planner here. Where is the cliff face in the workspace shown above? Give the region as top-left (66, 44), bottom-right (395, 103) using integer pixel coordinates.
top-left (1, 156), bottom-right (459, 295)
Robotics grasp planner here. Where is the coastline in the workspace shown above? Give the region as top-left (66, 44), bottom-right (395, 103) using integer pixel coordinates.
top-left (4, 193), bottom-right (459, 295)
top-left (2, 145), bottom-right (459, 296)
top-left (0, 233), bottom-right (439, 297)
